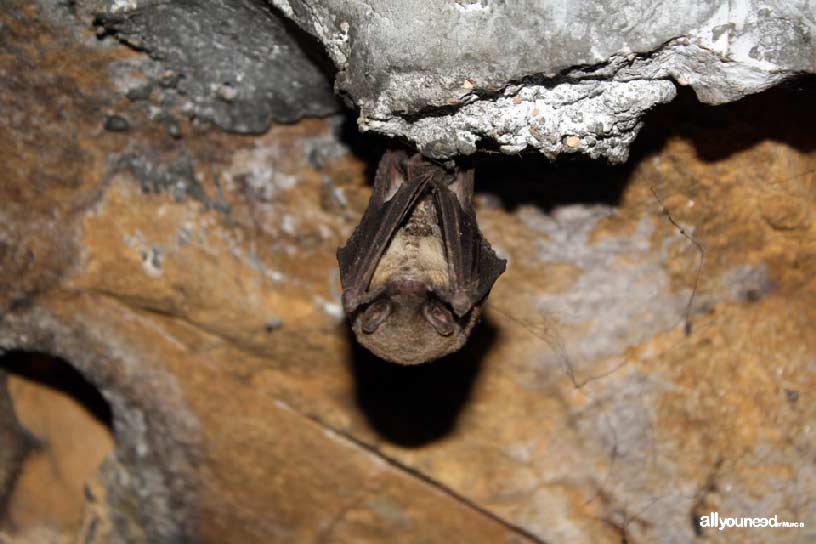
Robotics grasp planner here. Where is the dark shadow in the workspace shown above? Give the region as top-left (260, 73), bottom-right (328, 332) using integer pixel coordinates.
top-left (468, 152), bottom-right (634, 212)
top-left (0, 351), bottom-right (113, 431)
top-left (637, 76), bottom-right (816, 164)
top-left (646, 75), bottom-right (816, 162)
top-left (347, 318), bottom-right (497, 447)
top-left (336, 111), bottom-right (405, 182)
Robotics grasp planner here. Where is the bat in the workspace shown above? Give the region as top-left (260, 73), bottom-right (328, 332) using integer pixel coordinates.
top-left (337, 150), bottom-right (506, 364)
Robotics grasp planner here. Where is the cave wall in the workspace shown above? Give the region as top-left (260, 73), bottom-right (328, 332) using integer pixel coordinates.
top-left (248, 0), bottom-right (815, 159)
top-left (0, 1), bottom-right (815, 543)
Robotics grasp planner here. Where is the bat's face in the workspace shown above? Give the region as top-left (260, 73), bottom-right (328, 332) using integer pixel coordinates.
top-left (351, 281), bottom-right (481, 365)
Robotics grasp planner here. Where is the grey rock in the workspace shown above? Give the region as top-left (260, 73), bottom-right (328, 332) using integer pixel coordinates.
top-left (94, 0), bottom-right (340, 133)
top-left (115, 151), bottom-right (230, 212)
top-left (366, 79), bottom-right (677, 161)
top-left (274, 0), bottom-right (816, 160)
top-left (0, 309), bottom-right (201, 544)
top-left (103, 114), bottom-right (130, 132)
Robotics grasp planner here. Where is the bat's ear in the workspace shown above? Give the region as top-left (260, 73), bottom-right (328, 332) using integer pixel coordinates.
top-left (360, 299), bottom-right (392, 334)
top-left (423, 301), bottom-right (455, 336)
top-left (450, 168), bottom-right (474, 210)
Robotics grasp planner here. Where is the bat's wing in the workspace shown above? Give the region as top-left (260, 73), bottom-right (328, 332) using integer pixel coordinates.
top-left (433, 169), bottom-right (506, 317)
top-left (337, 151), bottom-right (431, 313)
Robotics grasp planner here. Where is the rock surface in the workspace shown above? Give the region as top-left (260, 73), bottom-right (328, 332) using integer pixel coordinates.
top-left (1, 1), bottom-right (815, 543)
top-left (276, 0), bottom-right (816, 159)
top-left (0, 354), bottom-right (114, 540)
top-left (91, 0), bottom-right (340, 133)
top-left (0, 372), bottom-right (29, 514)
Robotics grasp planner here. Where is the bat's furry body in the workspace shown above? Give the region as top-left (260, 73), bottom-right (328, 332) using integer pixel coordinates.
top-left (369, 196), bottom-right (449, 294)
top-left (338, 151), bottom-right (506, 364)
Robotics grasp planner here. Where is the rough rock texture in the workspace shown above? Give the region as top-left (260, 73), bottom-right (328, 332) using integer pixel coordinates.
top-left (2, 1), bottom-right (816, 543)
top-left (90, 0), bottom-right (339, 133)
top-left (0, 354), bottom-right (114, 541)
top-left (0, 372), bottom-right (29, 515)
top-left (275, 0), bottom-right (816, 159)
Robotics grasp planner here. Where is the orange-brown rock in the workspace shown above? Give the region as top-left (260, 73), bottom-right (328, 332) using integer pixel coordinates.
top-left (0, 372), bottom-right (29, 516)
top-left (0, 354), bottom-right (113, 539)
top-left (1, 2), bottom-right (815, 543)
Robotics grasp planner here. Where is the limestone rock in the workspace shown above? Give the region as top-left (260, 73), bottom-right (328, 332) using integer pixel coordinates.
top-left (275, 0), bottom-right (816, 160)
top-left (91, 0), bottom-right (339, 133)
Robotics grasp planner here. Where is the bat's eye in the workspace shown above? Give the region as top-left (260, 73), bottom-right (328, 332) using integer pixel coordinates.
top-left (423, 301), bottom-right (454, 336)
top-left (360, 300), bottom-right (392, 334)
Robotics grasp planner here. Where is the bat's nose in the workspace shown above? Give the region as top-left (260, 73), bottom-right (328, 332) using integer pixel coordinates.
top-left (386, 278), bottom-right (428, 295)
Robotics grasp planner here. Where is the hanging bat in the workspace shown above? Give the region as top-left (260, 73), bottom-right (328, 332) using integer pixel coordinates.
top-left (337, 150), bottom-right (506, 364)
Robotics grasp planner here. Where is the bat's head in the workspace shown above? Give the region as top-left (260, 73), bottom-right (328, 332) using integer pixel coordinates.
top-left (351, 279), bottom-right (480, 365)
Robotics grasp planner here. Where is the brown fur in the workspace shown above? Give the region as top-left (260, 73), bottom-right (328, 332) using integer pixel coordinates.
top-left (353, 296), bottom-right (481, 365)
top-left (369, 196), bottom-right (448, 293)
top-left (358, 195), bottom-right (475, 364)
